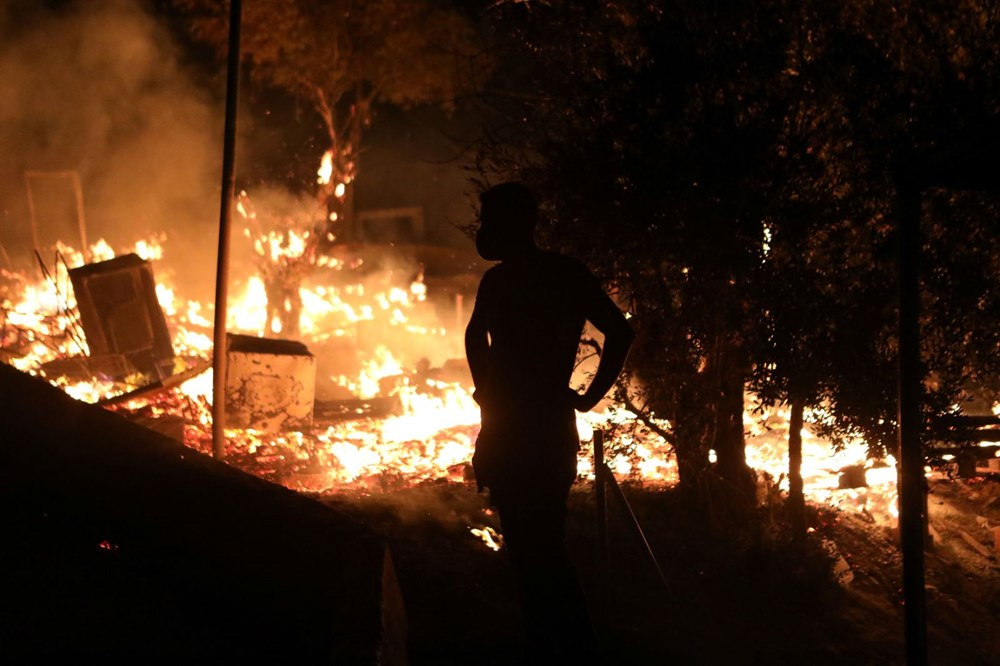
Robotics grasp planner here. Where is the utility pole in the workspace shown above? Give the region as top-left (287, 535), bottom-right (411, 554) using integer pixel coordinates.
top-left (211, 0), bottom-right (242, 460)
top-left (895, 180), bottom-right (927, 666)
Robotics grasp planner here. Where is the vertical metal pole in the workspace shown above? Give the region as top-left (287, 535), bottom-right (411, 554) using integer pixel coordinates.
top-left (897, 184), bottom-right (927, 666)
top-left (70, 171), bottom-right (89, 262)
top-left (594, 429), bottom-right (609, 619)
top-left (211, 0), bottom-right (242, 460)
top-left (601, 462), bottom-right (673, 599)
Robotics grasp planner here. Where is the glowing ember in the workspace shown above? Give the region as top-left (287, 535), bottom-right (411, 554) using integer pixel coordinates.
top-left (470, 526), bottom-right (504, 552)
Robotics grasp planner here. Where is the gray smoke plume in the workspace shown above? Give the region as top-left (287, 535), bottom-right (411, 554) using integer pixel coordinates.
top-left (0, 0), bottom-right (223, 298)
top-left (0, 0), bottom-right (477, 380)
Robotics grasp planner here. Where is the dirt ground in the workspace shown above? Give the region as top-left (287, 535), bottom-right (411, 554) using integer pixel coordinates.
top-left (322, 475), bottom-right (1000, 666)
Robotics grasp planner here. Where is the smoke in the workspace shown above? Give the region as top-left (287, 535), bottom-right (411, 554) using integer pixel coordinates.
top-left (330, 484), bottom-right (496, 531)
top-left (0, 0), bottom-right (474, 377)
top-left (0, 0), bottom-right (222, 297)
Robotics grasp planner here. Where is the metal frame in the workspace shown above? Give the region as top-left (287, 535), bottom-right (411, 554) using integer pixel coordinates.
top-left (593, 429), bottom-right (673, 617)
top-left (23, 170), bottom-right (89, 261)
top-left (355, 206), bottom-right (425, 242)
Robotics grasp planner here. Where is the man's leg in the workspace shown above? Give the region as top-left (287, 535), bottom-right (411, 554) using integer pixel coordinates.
top-left (494, 482), bottom-right (593, 658)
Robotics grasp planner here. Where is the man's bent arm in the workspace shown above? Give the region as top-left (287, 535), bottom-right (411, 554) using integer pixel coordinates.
top-left (576, 291), bottom-right (634, 412)
top-left (465, 304), bottom-right (490, 401)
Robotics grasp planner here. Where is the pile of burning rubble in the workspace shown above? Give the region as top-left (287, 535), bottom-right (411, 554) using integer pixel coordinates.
top-left (0, 232), bottom-right (911, 524)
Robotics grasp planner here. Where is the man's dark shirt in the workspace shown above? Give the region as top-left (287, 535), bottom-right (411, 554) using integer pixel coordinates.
top-left (469, 250), bottom-right (605, 490)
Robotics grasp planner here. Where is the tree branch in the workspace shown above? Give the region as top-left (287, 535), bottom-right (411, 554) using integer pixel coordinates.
top-left (579, 338), bottom-right (676, 447)
top-left (620, 389), bottom-right (677, 448)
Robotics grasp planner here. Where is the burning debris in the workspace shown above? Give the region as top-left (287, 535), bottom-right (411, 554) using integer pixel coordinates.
top-left (225, 333), bottom-right (316, 431)
top-left (0, 232), bottom-right (954, 527)
top-left (69, 253), bottom-right (174, 378)
top-left (470, 525), bottom-right (504, 552)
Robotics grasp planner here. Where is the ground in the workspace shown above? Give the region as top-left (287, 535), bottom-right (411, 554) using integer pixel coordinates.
top-left (322, 477), bottom-right (1000, 665)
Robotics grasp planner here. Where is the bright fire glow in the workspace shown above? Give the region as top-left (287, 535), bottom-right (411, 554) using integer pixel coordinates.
top-left (317, 150), bottom-right (334, 186)
top-left (1, 234), bottom-right (903, 526)
top-left (470, 526), bottom-right (503, 551)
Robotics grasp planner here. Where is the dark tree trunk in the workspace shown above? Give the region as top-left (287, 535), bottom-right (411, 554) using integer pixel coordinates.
top-left (712, 340), bottom-right (756, 507)
top-left (635, 335), bottom-right (713, 506)
top-left (787, 395), bottom-right (806, 539)
top-left (714, 371), bottom-right (755, 505)
top-left (637, 335), bottom-right (753, 516)
top-left (672, 391), bottom-right (711, 506)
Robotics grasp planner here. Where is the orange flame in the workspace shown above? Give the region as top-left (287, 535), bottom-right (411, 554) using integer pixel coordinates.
top-left (0, 234), bottom-right (907, 526)
top-left (317, 150), bottom-right (334, 186)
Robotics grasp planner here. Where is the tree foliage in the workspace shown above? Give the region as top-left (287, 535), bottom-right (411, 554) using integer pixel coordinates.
top-left (475, 0), bottom-right (1000, 506)
top-left (174, 0), bottom-right (489, 225)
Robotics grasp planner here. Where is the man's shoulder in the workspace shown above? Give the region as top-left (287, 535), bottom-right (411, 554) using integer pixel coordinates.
top-left (538, 250), bottom-right (593, 276)
top-left (538, 252), bottom-right (601, 291)
top-left (485, 251), bottom-right (599, 290)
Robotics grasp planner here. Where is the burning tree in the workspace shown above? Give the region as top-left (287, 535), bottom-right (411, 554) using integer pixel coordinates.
top-left (235, 191), bottom-right (318, 338)
top-left (174, 0), bottom-right (489, 239)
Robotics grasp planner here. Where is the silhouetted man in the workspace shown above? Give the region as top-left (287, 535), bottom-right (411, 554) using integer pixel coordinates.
top-left (466, 182), bottom-right (634, 661)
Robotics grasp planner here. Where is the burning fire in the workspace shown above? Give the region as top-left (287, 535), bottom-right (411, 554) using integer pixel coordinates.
top-left (317, 150), bottom-right (334, 186)
top-left (1, 234), bottom-right (905, 526)
top-left (470, 526), bottom-right (504, 551)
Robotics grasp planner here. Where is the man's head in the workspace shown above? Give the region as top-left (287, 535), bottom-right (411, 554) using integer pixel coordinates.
top-left (476, 182), bottom-right (538, 261)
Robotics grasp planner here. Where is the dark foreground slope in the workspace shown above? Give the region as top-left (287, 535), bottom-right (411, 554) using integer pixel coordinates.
top-left (0, 364), bottom-right (406, 664)
top-left (324, 479), bottom-right (1000, 665)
